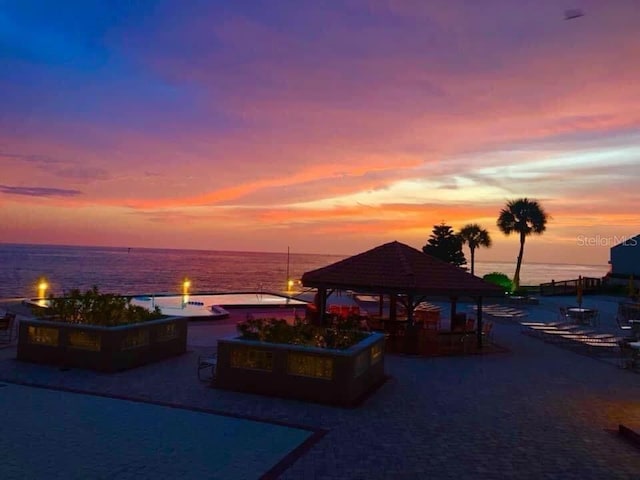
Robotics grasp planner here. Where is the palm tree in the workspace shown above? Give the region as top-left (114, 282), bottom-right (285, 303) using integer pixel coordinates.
top-left (497, 198), bottom-right (549, 290)
top-left (459, 224), bottom-right (492, 276)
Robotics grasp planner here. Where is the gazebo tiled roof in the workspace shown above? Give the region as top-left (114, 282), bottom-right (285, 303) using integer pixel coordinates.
top-left (302, 241), bottom-right (504, 297)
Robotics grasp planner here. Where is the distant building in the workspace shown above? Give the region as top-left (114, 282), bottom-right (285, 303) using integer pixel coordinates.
top-left (609, 234), bottom-right (640, 278)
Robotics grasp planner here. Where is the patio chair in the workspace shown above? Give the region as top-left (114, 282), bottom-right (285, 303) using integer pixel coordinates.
top-left (197, 352), bottom-right (218, 382)
top-left (453, 318), bottom-right (478, 352)
top-left (482, 321), bottom-right (494, 344)
top-left (417, 327), bottom-right (439, 356)
top-left (422, 316), bottom-right (440, 332)
top-left (358, 317), bottom-right (372, 332)
top-left (619, 341), bottom-right (640, 371)
top-left (558, 307), bottom-right (571, 323)
top-left (0, 312), bottom-right (16, 344)
top-left (367, 316), bottom-right (384, 331)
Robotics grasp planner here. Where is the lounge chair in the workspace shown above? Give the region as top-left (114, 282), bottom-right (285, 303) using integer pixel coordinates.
top-left (482, 321), bottom-right (494, 344)
top-left (616, 313), bottom-right (634, 337)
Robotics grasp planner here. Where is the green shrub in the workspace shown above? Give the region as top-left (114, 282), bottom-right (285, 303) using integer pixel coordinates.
top-left (483, 272), bottom-right (514, 292)
top-left (35, 286), bottom-right (163, 326)
top-left (237, 316), bottom-right (367, 350)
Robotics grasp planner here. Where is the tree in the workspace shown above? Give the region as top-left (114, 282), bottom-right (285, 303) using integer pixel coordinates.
top-left (497, 198), bottom-right (549, 290)
top-left (423, 223), bottom-right (467, 267)
top-left (459, 223), bottom-right (492, 276)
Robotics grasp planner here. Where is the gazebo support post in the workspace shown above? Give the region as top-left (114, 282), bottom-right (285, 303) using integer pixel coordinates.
top-left (407, 293), bottom-right (414, 326)
top-left (315, 287), bottom-right (328, 326)
top-left (450, 296), bottom-right (458, 330)
top-left (390, 294), bottom-right (397, 321)
top-left (476, 296), bottom-right (483, 349)
top-left (402, 292), bottom-right (420, 354)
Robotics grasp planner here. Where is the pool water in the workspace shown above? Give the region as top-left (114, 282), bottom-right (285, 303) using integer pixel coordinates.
top-left (131, 292), bottom-right (308, 317)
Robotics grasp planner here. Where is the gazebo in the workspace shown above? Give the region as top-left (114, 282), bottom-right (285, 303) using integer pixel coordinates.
top-left (301, 241), bottom-right (505, 349)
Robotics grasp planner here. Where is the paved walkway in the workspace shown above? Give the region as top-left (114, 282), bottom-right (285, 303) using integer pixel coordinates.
top-left (2, 296), bottom-right (640, 479)
top-left (0, 383), bottom-right (314, 480)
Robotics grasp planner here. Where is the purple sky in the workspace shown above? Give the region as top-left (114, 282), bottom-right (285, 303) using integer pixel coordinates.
top-left (1, 1), bottom-right (639, 265)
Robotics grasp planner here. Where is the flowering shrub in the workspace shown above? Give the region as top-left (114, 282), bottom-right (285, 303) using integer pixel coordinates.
top-left (237, 316), bottom-right (367, 350)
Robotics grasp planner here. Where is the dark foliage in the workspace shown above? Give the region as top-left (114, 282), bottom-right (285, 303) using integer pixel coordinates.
top-left (423, 223), bottom-right (467, 267)
top-left (34, 286), bottom-right (163, 326)
top-left (237, 316), bottom-right (367, 350)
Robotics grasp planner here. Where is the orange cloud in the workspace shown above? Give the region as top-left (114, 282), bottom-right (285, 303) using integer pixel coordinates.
top-left (2, 1), bottom-right (640, 265)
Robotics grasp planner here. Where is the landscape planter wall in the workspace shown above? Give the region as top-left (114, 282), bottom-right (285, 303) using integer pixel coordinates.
top-left (17, 316), bottom-right (187, 372)
top-left (216, 332), bottom-right (386, 406)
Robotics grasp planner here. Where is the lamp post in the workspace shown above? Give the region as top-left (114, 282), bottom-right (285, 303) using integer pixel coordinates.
top-left (37, 279), bottom-right (48, 307)
top-left (285, 246), bottom-right (298, 296)
top-left (182, 279), bottom-right (191, 308)
top-left (38, 280), bottom-right (48, 299)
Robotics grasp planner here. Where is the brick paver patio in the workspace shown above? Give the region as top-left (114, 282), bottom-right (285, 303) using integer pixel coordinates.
top-left (2, 296), bottom-right (640, 479)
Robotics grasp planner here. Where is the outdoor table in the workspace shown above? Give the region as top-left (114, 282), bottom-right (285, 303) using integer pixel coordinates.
top-left (567, 307), bottom-right (597, 326)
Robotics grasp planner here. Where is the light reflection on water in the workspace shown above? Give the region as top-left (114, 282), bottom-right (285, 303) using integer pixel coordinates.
top-left (0, 244), bottom-right (344, 298)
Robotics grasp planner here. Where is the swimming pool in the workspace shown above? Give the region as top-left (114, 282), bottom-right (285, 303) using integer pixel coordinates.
top-left (131, 292), bottom-right (308, 318)
top-left (25, 292), bottom-right (309, 319)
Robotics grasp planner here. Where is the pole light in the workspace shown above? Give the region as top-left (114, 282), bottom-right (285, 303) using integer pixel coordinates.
top-left (182, 279), bottom-right (191, 309)
top-left (38, 280), bottom-right (48, 300)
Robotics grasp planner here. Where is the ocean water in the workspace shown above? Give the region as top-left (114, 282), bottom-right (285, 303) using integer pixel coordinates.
top-left (0, 243), bottom-right (608, 299)
top-left (471, 261), bottom-right (608, 287)
top-left (0, 244), bottom-right (343, 299)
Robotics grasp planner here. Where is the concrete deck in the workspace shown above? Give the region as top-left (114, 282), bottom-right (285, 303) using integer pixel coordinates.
top-left (2, 295), bottom-right (640, 479)
top-left (0, 382), bottom-right (316, 480)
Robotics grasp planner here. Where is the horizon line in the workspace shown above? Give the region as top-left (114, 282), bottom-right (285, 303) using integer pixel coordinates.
top-left (0, 241), bottom-right (609, 269)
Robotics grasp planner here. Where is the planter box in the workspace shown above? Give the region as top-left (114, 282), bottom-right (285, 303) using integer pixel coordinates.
top-left (17, 316), bottom-right (187, 372)
top-left (216, 332), bottom-right (386, 406)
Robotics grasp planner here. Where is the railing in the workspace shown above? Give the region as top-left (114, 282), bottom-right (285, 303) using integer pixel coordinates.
top-left (539, 277), bottom-right (602, 296)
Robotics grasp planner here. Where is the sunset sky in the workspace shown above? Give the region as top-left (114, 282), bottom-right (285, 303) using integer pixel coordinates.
top-left (1, 0), bottom-right (639, 266)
